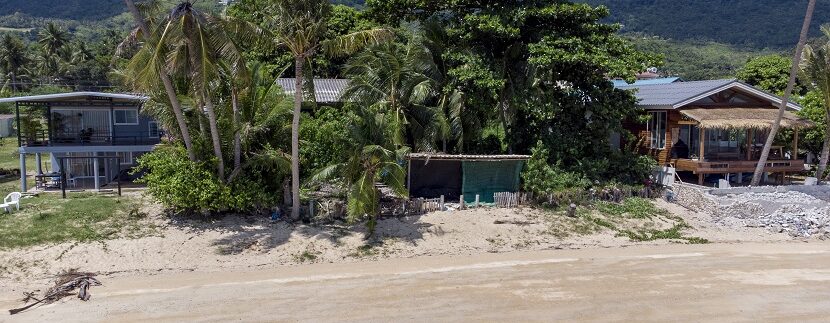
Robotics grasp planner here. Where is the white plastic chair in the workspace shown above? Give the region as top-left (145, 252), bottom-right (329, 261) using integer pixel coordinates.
top-left (0, 192), bottom-right (22, 213)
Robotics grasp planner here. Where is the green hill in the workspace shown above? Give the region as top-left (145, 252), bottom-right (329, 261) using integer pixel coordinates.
top-left (584, 0), bottom-right (830, 49)
top-left (0, 0), bottom-right (124, 21)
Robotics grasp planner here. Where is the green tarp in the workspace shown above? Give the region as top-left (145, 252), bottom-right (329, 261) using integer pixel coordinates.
top-left (461, 160), bottom-right (524, 203)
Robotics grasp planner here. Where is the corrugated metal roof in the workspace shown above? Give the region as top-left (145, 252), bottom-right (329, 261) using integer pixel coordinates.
top-left (407, 153), bottom-right (531, 161)
top-left (615, 79), bottom-right (736, 108)
top-left (277, 78), bottom-right (349, 103)
top-left (0, 92), bottom-right (148, 103)
top-left (615, 79), bottom-right (801, 110)
top-left (611, 77), bottom-right (681, 87)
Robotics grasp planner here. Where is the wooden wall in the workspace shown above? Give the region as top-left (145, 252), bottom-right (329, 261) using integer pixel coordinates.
top-left (623, 109), bottom-right (684, 166)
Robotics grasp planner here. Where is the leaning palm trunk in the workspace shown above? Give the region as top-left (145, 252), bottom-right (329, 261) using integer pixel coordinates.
top-left (203, 96), bottom-right (226, 180)
top-left (752, 0), bottom-right (817, 186)
top-left (123, 0), bottom-right (196, 162)
top-left (290, 56), bottom-right (304, 220)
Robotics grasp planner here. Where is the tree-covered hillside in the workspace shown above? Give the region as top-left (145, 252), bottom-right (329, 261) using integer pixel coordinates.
top-left (0, 0), bottom-right (124, 21)
top-left (584, 0), bottom-right (830, 49)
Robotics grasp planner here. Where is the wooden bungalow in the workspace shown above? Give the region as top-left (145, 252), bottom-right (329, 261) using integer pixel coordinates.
top-left (616, 79), bottom-right (814, 185)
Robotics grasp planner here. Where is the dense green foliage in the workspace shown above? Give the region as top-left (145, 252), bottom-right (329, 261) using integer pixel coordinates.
top-left (737, 54), bottom-right (804, 94)
top-left (797, 90), bottom-right (828, 158)
top-left (522, 142), bottom-right (591, 193)
top-left (584, 0), bottom-right (830, 49)
top-left (136, 146), bottom-right (277, 213)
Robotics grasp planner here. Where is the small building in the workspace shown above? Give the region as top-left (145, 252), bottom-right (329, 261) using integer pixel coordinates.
top-left (0, 92), bottom-right (161, 191)
top-left (407, 154), bottom-right (530, 203)
top-left (616, 79), bottom-right (814, 185)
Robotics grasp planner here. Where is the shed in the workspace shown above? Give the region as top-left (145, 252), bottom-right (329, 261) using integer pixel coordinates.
top-left (407, 154), bottom-right (530, 203)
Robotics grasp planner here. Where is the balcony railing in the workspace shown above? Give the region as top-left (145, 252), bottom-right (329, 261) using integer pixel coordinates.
top-left (20, 130), bottom-right (163, 147)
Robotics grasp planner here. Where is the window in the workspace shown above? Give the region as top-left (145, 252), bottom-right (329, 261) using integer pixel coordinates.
top-left (148, 121), bottom-right (160, 138)
top-left (114, 109), bottom-right (139, 125)
top-left (117, 152), bottom-right (134, 165)
top-left (647, 111), bottom-right (667, 149)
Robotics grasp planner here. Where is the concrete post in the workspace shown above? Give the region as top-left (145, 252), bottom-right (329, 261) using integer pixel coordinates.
top-left (35, 153), bottom-right (43, 175)
top-left (459, 195), bottom-right (465, 209)
top-left (439, 195), bottom-right (445, 211)
top-left (93, 157), bottom-right (100, 191)
top-left (474, 194), bottom-right (480, 208)
top-left (19, 153), bottom-right (26, 192)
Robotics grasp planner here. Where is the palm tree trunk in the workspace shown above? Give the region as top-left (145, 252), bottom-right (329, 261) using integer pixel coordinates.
top-left (816, 129), bottom-right (830, 182)
top-left (202, 96), bottom-right (226, 180)
top-left (124, 0), bottom-right (196, 162)
top-left (291, 56), bottom-right (304, 220)
top-left (230, 87), bottom-right (242, 181)
top-left (751, 0), bottom-right (816, 186)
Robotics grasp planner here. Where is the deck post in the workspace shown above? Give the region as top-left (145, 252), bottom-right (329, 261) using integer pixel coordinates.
top-left (34, 153), bottom-right (42, 175)
top-left (698, 173), bottom-right (704, 186)
top-left (93, 157), bottom-right (100, 191)
top-left (19, 152), bottom-right (26, 192)
top-left (698, 128), bottom-right (705, 161)
top-left (792, 129), bottom-right (799, 160)
top-left (746, 129), bottom-right (753, 161)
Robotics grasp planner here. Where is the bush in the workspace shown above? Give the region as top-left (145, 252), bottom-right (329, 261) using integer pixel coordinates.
top-left (522, 142), bottom-right (592, 193)
top-left (300, 106), bottom-right (353, 177)
top-left (135, 145), bottom-right (275, 213)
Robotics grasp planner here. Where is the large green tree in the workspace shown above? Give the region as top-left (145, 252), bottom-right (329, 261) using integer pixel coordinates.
top-left (0, 34), bottom-right (28, 92)
top-left (365, 0), bottom-right (658, 176)
top-left (800, 26), bottom-right (830, 181)
top-left (737, 54), bottom-right (804, 95)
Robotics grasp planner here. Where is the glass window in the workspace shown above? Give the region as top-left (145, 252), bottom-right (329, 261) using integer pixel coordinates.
top-left (117, 152), bottom-right (134, 165)
top-left (114, 109), bottom-right (138, 125)
top-left (148, 121), bottom-right (159, 138)
top-left (647, 111), bottom-right (667, 149)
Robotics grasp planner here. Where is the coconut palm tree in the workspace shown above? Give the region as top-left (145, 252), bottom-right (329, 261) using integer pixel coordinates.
top-left (752, 0), bottom-right (817, 186)
top-left (123, 0), bottom-right (197, 162)
top-left (800, 25), bottom-right (830, 181)
top-left (0, 34), bottom-right (28, 92)
top-left (313, 107), bottom-right (409, 237)
top-left (38, 23), bottom-right (70, 57)
top-left (266, 0), bottom-right (393, 220)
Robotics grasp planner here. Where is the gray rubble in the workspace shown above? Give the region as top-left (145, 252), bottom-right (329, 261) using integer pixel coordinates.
top-left (713, 191), bottom-right (830, 238)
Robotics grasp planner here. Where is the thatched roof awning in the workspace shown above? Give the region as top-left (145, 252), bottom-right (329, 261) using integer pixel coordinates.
top-left (680, 108), bottom-right (815, 130)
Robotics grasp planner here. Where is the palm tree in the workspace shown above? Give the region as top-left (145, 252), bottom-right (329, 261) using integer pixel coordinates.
top-left (0, 34), bottom-right (28, 92)
top-left (313, 108), bottom-right (409, 237)
top-left (752, 0), bottom-right (817, 186)
top-left (123, 0), bottom-right (197, 162)
top-left (38, 23), bottom-right (69, 57)
top-left (800, 25), bottom-right (830, 181)
top-left (159, 1), bottom-right (235, 179)
top-left (266, 0), bottom-right (393, 220)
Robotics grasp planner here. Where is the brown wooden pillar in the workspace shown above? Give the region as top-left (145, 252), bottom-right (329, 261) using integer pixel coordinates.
top-left (699, 128), bottom-right (705, 161)
top-left (746, 129), bottom-right (753, 161)
top-left (698, 173), bottom-right (704, 185)
top-left (792, 129), bottom-right (799, 160)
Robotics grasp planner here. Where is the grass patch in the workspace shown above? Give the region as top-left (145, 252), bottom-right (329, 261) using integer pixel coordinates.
top-left (597, 197), bottom-right (668, 219)
top-left (0, 193), bottom-right (152, 249)
top-left (293, 249), bottom-right (320, 263)
top-left (543, 197), bottom-right (709, 244)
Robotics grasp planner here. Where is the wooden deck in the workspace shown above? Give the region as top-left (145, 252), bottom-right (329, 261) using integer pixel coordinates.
top-left (673, 158), bottom-right (805, 185)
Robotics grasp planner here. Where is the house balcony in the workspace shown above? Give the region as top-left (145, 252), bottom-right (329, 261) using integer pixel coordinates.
top-left (21, 130), bottom-right (163, 147)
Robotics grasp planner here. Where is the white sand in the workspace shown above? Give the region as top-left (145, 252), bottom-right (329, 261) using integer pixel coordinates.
top-left (0, 196), bottom-right (794, 295)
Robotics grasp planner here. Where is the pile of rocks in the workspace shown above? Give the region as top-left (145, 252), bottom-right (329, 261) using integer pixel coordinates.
top-left (713, 191), bottom-right (830, 238)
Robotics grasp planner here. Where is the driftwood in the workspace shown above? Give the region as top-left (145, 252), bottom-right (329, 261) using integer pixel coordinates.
top-left (9, 270), bottom-right (102, 315)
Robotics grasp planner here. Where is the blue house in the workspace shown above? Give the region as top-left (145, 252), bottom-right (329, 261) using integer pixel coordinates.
top-left (0, 92), bottom-right (161, 191)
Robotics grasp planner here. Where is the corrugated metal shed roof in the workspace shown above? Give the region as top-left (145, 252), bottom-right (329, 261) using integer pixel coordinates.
top-left (407, 153), bottom-right (531, 161)
top-left (277, 78), bottom-right (349, 103)
top-left (0, 92), bottom-right (148, 103)
top-left (611, 77), bottom-right (681, 87)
